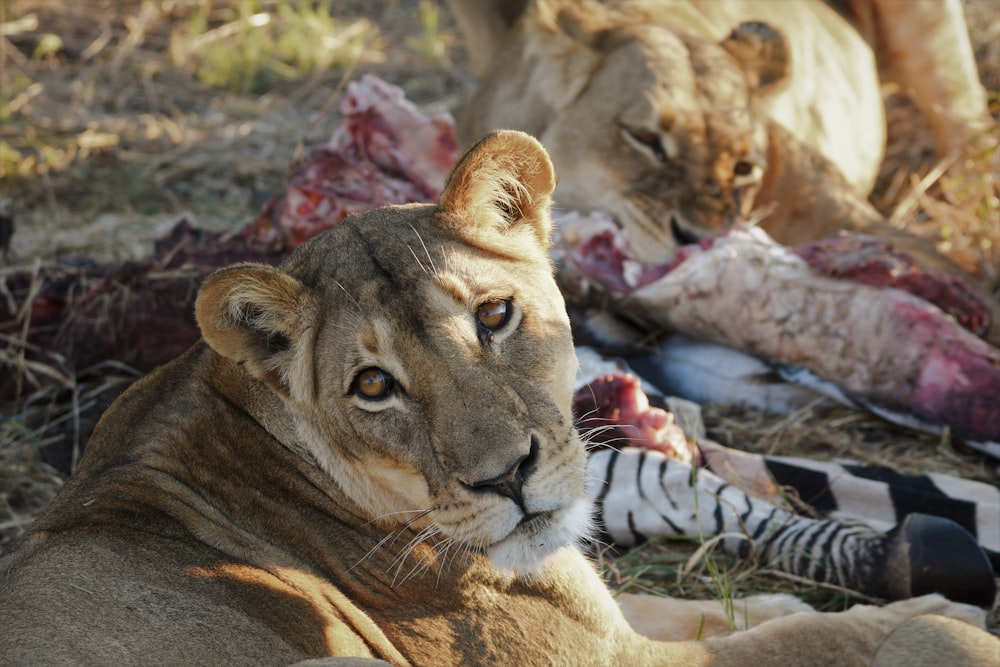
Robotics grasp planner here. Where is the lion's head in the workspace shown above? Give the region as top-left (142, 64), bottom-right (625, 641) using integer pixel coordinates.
top-left (457, 0), bottom-right (793, 264)
top-left (194, 130), bottom-right (591, 574)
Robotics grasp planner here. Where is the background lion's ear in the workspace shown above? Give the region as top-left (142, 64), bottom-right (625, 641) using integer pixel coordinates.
top-left (438, 130), bottom-right (557, 250)
top-left (195, 263), bottom-right (314, 396)
top-left (519, 0), bottom-right (607, 112)
top-left (444, 0), bottom-right (530, 75)
top-left (720, 21), bottom-right (789, 95)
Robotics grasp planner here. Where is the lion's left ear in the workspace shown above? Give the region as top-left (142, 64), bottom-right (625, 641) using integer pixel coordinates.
top-left (438, 130), bottom-right (557, 251)
top-left (195, 263), bottom-right (316, 398)
top-left (720, 21), bottom-right (789, 95)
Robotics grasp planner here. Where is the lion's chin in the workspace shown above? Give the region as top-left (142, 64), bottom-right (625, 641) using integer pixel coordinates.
top-left (485, 498), bottom-right (594, 576)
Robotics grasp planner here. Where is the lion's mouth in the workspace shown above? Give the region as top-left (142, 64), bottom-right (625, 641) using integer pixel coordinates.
top-left (484, 498), bottom-right (594, 574)
top-left (563, 225), bottom-right (681, 294)
top-left (670, 214), bottom-right (702, 246)
top-left (556, 210), bottom-right (715, 295)
top-left (519, 509), bottom-right (544, 526)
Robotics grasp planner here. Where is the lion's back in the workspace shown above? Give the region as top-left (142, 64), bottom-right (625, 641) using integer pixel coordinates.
top-left (0, 530), bottom-right (320, 666)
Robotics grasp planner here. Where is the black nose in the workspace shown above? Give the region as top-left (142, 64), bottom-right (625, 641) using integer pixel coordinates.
top-left (461, 437), bottom-right (539, 511)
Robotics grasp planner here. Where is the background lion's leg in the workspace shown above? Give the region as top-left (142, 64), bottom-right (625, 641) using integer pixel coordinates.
top-left (616, 591), bottom-right (812, 641)
top-left (843, 0), bottom-right (994, 158)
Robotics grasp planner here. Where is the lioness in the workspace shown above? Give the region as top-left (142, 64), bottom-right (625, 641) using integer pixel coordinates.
top-left (0, 131), bottom-right (995, 666)
top-left (447, 0), bottom-right (995, 279)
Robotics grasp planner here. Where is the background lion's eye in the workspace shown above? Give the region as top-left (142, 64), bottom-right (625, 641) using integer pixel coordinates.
top-left (732, 158), bottom-right (763, 185)
top-left (624, 128), bottom-right (669, 163)
top-left (477, 299), bottom-right (511, 330)
top-left (353, 367), bottom-right (394, 400)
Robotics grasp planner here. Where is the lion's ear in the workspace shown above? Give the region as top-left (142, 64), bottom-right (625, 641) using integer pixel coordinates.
top-left (438, 130), bottom-right (557, 250)
top-left (195, 263), bottom-right (315, 397)
top-left (518, 0), bottom-right (607, 111)
top-left (720, 21), bottom-right (789, 95)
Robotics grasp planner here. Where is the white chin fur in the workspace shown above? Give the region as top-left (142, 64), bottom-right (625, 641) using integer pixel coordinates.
top-left (486, 498), bottom-right (594, 576)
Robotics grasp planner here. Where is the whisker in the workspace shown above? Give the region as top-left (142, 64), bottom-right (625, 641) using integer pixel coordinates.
top-left (437, 537), bottom-right (461, 583)
top-left (390, 524), bottom-right (440, 587)
top-left (401, 534), bottom-right (448, 585)
top-left (351, 508), bottom-right (436, 571)
top-left (573, 404), bottom-right (611, 423)
top-left (578, 427), bottom-right (634, 452)
top-left (389, 531), bottom-right (427, 585)
top-left (332, 279), bottom-right (361, 310)
top-left (461, 536), bottom-right (486, 568)
top-left (576, 422), bottom-right (622, 437)
top-left (407, 245), bottom-right (430, 275)
top-left (361, 508), bottom-right (434, 529)
top-left (408, 223), bottom-right (438, 273)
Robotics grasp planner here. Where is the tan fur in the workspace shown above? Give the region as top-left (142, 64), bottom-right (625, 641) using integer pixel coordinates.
top-left (618, 592), bottom-right (814, 642)
top-left (0, 130), bottom-right (992, 666)
top-left (449, 0), bottom-right (996, 293)
top-left (843, 0), bottom-right (995, 159)
top-left (872, 615), bottom-right (1000, 667)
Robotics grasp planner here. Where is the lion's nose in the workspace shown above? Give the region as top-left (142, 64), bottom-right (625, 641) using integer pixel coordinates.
top-left (461, 436), bottom-right (539, 510)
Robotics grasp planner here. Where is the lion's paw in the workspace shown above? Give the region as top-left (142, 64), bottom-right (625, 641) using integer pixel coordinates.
top-left (730, 593), bottom-right (813, 628)
top-left (874, 594), bottom-right (987, 629)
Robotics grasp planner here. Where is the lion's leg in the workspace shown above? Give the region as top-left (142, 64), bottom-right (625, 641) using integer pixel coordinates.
top-left (701, 594), bottom-right (990, 667)
top-left (855, 0), bottom-right (994, 158)
top-left (617, 591), bottom-right (812, 641)
top-left (872, 614), bottom-right (1000, 667)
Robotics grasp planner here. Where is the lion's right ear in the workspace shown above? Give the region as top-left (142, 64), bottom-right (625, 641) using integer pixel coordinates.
top-left (196, 263), bottom-right (315, 397)
top-left (720, 21), bottom-right (790, 95)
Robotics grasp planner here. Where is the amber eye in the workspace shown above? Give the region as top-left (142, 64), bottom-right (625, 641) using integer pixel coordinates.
top-left (732, 158), bottom-right (763, 186)
top-left (626, 129), bottom-right (669, 163)
top-left (476, 299), bottom-right (511, 331)
top-left (353, 368), bottom-right (394, 400)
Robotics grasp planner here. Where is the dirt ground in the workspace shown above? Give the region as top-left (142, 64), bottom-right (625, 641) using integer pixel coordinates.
top-left (1, 0), bottom-right (999, 627)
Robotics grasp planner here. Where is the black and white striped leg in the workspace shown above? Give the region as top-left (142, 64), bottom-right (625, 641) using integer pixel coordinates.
top-left (587, 447), bottom-right (996, 605)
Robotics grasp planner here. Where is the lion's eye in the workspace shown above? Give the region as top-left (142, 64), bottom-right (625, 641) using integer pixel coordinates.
top-left (476, 299), bottom-right (511, 331)
top-left (626, 129), bottom-right (669, 163)
top-left (353, 367), bottom-right (394, 400)
top-left (732, 158), bottom-right (764, 187)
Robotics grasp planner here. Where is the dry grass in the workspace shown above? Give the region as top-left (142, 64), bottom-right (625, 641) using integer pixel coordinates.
top-left (0, 0), bottom-right (998, 629)
top-left (0, 420), bottom-right (64, 553)
top-left (0, 0), bottom-right (468, 264)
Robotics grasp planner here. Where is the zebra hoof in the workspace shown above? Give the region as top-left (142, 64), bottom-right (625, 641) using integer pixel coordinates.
top-left (886, 513), bottom-right (996, 607)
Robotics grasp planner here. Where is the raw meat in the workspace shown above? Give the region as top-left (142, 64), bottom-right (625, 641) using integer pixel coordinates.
top-left (573, 371), bottom-right (697, 463)
top-left (241, 74), bottom-right (460, 249)
top-left (793, 233), bottom-right (990, 336)
top-left (564, 222), bottom-right (1000, 447)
